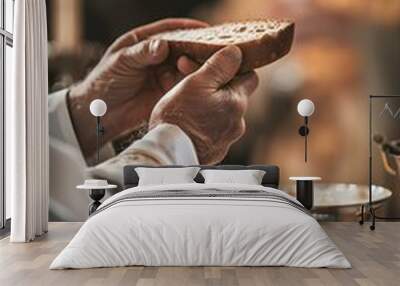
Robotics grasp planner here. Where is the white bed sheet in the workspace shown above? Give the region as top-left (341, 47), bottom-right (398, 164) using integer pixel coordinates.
top-left (50, 183), bottom-right (350, 269)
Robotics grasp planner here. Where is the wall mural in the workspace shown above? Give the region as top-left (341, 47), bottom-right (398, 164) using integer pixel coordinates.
top-left (46, 0), bottom-right (400, 222)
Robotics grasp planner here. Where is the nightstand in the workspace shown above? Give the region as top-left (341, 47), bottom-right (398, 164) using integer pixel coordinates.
top-left (77, 180), bottom-right (117, 215)
top-left (289, 177), bottom-right (321, 210)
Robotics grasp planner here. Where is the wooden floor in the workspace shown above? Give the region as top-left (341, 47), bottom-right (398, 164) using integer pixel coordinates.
top-left (0, 222), bottom-right (399, 286)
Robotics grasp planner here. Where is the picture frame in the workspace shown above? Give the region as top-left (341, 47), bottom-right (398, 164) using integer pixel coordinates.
top-left (367, 95), bottom-right (400, 230)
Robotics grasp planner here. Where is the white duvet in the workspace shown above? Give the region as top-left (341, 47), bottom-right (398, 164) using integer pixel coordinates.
top-left (50, 183), bottom-right (351, 269)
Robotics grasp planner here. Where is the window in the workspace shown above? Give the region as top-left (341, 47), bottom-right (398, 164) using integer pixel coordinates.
top-left (1, 0), bottom-right (14, 230)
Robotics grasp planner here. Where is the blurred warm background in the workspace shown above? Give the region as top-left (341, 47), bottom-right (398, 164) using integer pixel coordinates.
top-left (46, 0), bottom-right (400, 219)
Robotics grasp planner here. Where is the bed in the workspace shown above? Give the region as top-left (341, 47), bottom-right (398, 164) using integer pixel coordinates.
top-left (50, 165), bottom-right (350, 269)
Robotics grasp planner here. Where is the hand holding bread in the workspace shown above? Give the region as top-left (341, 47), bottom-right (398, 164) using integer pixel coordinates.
top-left (67, 18), bottom-right (207, 158)
top-left (67, 18), bottom-right (294, 163)
top-left (150, 46), bottom-right (259, 164)
top-left (151, 19), bottom-right (294, 72)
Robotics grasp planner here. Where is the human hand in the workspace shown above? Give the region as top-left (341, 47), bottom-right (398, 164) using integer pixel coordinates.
top-left (149, 46), bottom-right (259, 164)
top-left (68, 18), bottom-right (207, 158)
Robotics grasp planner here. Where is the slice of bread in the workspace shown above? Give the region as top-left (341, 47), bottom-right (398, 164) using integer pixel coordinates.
top-left (150, 20), bottom-right (295, 72)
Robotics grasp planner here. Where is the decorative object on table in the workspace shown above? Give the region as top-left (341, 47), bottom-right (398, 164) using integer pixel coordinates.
top-left (289, 176), bottom-right (321, 210)
top-left (89, 99), bottom-right (107, 164)
top-left (367, 95), bottom-right (400, 230)
top-left (297, 99), bottom-right (315, 162)
top-left (77, 179), bottom-right (117, 215)
top-left (285, 183), bottom-right (392, 221)
top-left (373, 134), bottom-right (400, 176)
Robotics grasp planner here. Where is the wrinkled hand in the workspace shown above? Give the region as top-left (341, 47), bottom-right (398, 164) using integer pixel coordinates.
top-left (149, 46), bottom-right (259, 164)
top-left (68, 18), bottom-right (207, 158)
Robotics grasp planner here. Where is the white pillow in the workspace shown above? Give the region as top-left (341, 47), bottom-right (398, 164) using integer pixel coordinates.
top-left (135, 167), bottom-right (200, 186)
top-left (200, 169), bottom-right (266, 185)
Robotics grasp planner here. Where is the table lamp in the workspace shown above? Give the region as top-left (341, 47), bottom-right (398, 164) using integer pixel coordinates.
top-left (297, 99), bottom-right (315, 162)
top-left (90, 99), bottom-right (107, 164)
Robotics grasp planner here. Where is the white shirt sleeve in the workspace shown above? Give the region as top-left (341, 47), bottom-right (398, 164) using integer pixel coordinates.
top-left (49, 89), bottom-right (90, 221)
top-left (130, 123), bottom-right (199, 165)
top-left (49, 89), bottom-right (85, 157)
top-left (88, 124), bottom-right (199, 185)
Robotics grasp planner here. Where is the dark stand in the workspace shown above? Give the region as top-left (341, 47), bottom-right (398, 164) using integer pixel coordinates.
top-left (298, 117), bottom-right (310, 162)
top-left (88, 116), bottom-right (106, 215)
top-left (296, 180), bottom-right (314, 210)
top-left (96, 116), bottom-right (105, 164)
top-left (367, 95), bottom-right (400, 230)
top-left (89, 189), bottom-right (105, 215)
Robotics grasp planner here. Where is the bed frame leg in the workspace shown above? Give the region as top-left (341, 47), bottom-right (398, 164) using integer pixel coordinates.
top-left (359, 204), bottom-right (364, 225)
top-left (370, 206), bottom-right (376, 231)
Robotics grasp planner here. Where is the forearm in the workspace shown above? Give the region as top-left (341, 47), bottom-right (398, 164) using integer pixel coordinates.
top-left (67, 83), bottom-right (153, 159)
top-left (67, 85), bottom-right (140, 158)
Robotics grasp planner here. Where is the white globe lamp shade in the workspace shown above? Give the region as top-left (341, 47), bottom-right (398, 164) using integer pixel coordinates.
top-left (297, 99), bottom-right (315, 117)
top-left (90, 99), bottom-right (107, 117)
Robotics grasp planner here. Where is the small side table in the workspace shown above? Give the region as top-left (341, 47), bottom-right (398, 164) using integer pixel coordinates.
top-left (289, 177), bottom-right (321, 210)
top-left (77, 180), bottom-right (117, 215)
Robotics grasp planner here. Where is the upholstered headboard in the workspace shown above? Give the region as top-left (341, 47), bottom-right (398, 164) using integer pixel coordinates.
top-left (123, 165), bottom-right (280, 189)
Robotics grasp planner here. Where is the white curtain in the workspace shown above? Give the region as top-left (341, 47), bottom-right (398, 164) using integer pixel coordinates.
top-left (8, 0), bottom-right (49, 242)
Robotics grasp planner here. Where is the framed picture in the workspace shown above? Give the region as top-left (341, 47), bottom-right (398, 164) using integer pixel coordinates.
top-left (368, 95), bottom-right (400, 230)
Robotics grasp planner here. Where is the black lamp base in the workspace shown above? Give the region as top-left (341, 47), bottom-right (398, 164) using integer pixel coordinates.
top-left (298, 116), bottom-right (310, 162)
top-left (296, 180), bottom-right (314, 210)
top-left (88, 189), bottom-right (105, 215)
top-left (298, 126), bottom-right (309, 136)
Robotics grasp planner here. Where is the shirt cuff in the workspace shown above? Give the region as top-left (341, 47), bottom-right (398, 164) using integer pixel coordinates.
top-left (48, 89), bottom-right (84, 155)
top-left (131, 123), bottom-right (199, 165)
